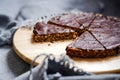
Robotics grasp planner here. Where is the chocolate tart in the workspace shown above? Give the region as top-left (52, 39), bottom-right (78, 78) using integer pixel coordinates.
top-left (66, 14), bottom-right (120, 58)
top-left (66, 31), bottom-right (106, 58)
top-left (48, 12), bottom-right (96, 34)
top-left (33, 22), bottom-right (78, 42)
top-left (66, 29), bottom-right (120, 58)
top-left (33, 12), bottom-right (120, 58)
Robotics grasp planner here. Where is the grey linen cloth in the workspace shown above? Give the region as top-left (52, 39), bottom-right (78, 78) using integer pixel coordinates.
top-left (14, 54), bottom-right (91, 80)
top-left (1, 0), bottom-right (120, 80)
top-left (14, 54), bottom-right (120, 80)
top-left (0, 15), bottom-right (17, 46)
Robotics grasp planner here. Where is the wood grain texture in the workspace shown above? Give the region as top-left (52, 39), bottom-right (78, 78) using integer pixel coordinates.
top-left (13, 27), bottom-right (120, 74)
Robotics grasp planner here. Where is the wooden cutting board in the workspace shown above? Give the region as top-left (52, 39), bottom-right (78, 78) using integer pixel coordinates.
top-left (13, 27), bottom-right (120, 74)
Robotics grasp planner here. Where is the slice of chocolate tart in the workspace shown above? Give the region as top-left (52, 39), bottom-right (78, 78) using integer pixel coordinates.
top-left (47, 12), bottom-right (96, 34)
top-left (66, 31), bottom-right (107, 58)
top-left (33, 22), bottom-right (78, 42)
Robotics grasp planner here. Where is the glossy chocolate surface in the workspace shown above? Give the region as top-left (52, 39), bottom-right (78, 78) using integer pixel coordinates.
top-left (33, 22), bottom-right (74, 35)
top-left (68, 14), bottom-right (120, 50)
top-left (48, 12), bottom-right (96, 30)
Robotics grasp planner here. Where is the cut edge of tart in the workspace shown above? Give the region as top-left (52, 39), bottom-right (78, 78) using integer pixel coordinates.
top-left (66, 30), bottom-right (120, 58)
top-left (33, 22), bottom-right (78, 42)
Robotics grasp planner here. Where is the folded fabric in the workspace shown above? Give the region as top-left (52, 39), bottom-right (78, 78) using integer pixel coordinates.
top-left (15, 54), bottom-right (91, 80)
top-left (14, 54), bottom-right (120, 80)
top-left (0, 15), bottom-right (18, 46)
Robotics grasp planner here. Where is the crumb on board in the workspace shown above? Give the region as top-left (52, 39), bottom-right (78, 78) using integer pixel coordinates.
top-left (48, 43), bottom-right (51, 46)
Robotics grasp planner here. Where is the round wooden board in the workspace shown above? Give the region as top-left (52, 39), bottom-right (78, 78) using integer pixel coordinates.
top-left (13, 27), bottom-right (120, 74)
